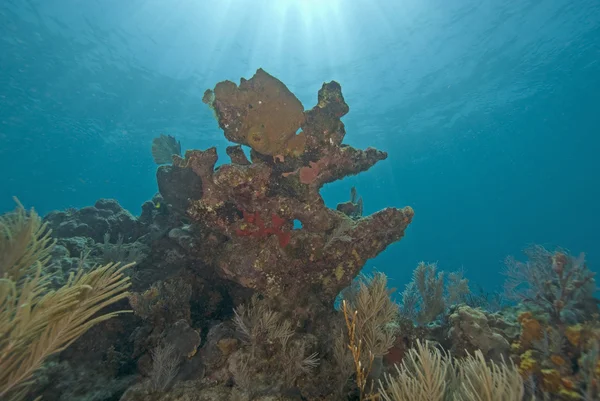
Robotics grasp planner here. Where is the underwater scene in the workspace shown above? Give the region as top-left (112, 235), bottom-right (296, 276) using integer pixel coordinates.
top-left (1, 0), bottom-right (599, 400)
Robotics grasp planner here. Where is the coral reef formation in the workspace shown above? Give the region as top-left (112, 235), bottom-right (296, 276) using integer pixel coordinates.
top-left (447, 305), bottom-right (511, 361)
top-left (3, 70), bottom-right (599, 401)
top-left (45, 198), bottom-right (139, 243)
top-left (158, 68), bottom-right (414, 303)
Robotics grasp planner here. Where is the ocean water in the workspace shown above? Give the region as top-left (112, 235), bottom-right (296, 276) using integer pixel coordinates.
top-left (1, 0), bottom-right (599, 293)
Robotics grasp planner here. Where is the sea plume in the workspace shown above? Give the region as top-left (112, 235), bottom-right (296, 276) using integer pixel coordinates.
top-left (0, 200), bottom-right (133, 401)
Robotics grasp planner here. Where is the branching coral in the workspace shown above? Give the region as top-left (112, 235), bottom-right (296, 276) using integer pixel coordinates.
top-left (505, 246), bottom-right (600, 399)
top-left (580, 338), bottom-right (600, 400)
top-left (342, 300), bottom-right (378, 401)
top-left (504, 245), bottom-right (596, 326)
top-left (456, 350), bottom-right (524, 401)
top-left (400, 262), bottom-right (470, 325)
top-left (102, 232), bottom-right (146, 265)
top-left (158, 69), bottom-right (414, 303)
top-left (0, 198), bottom-right (54, 283)
top-left (233, 294), bottom-right (294, 353)
top-left (148, 343), bottom-right (180, 392)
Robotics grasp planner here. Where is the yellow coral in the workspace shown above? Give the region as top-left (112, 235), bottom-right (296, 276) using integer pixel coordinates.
top-left (209, 69), bottom-right (306, 156)
top-left (519, 350), bottom-right (537, 376)
top-left (541, 369), bottom-right (561, 392)
top-left (565, 324), bottom-right (582, 347)
top-left (558, 388), bottom-right (582, 400)
top-left (335, 264), bottom-right (345, 281)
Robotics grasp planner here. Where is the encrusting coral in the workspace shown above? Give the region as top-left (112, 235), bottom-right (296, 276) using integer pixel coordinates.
top-left (379, 339), bottom-right (524, 401)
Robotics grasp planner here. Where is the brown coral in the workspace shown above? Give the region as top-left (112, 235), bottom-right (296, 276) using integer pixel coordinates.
top-left (203, 68), bottom-right (306, 157)
top-left (159, 69), bottom-right (414, 304)
top-left (517, 311), bottom-right (543, 349)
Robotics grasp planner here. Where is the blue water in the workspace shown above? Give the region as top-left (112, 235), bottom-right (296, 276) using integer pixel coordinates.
top-left (1, 0), bottom-right (599, 291)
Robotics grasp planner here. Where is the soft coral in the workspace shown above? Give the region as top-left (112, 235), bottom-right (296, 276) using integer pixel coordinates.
top-left (504, 245), bottom-right (596, 325)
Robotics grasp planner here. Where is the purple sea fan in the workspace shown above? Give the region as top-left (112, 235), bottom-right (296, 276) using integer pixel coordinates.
top-left (503, 245), bottom-right (597, 325)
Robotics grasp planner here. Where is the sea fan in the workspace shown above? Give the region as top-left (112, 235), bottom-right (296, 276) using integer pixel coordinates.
top-left (151, 134), bottom-right (181, 164)
top-left (503, 245), bottom-right (596, 325)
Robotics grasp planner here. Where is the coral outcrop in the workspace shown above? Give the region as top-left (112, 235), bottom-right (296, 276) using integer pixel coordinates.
top-left (447, 305), bottom-right (512, 361)
top-left (158, 68), bottom-right (414, 303)
top-left (44, 199), bottom-right (139, 243)
top-left (9, 70), bottom-right (598, 401)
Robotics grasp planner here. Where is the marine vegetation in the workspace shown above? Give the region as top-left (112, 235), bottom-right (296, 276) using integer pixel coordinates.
top-left (151, 134), bottom-right (182, 165)
top-left (0, 70), bottom-right (598, 401)
top-left (0, 200), bottom-right (133, 401)
top-left (505, 246), bottom-right (600, 400)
